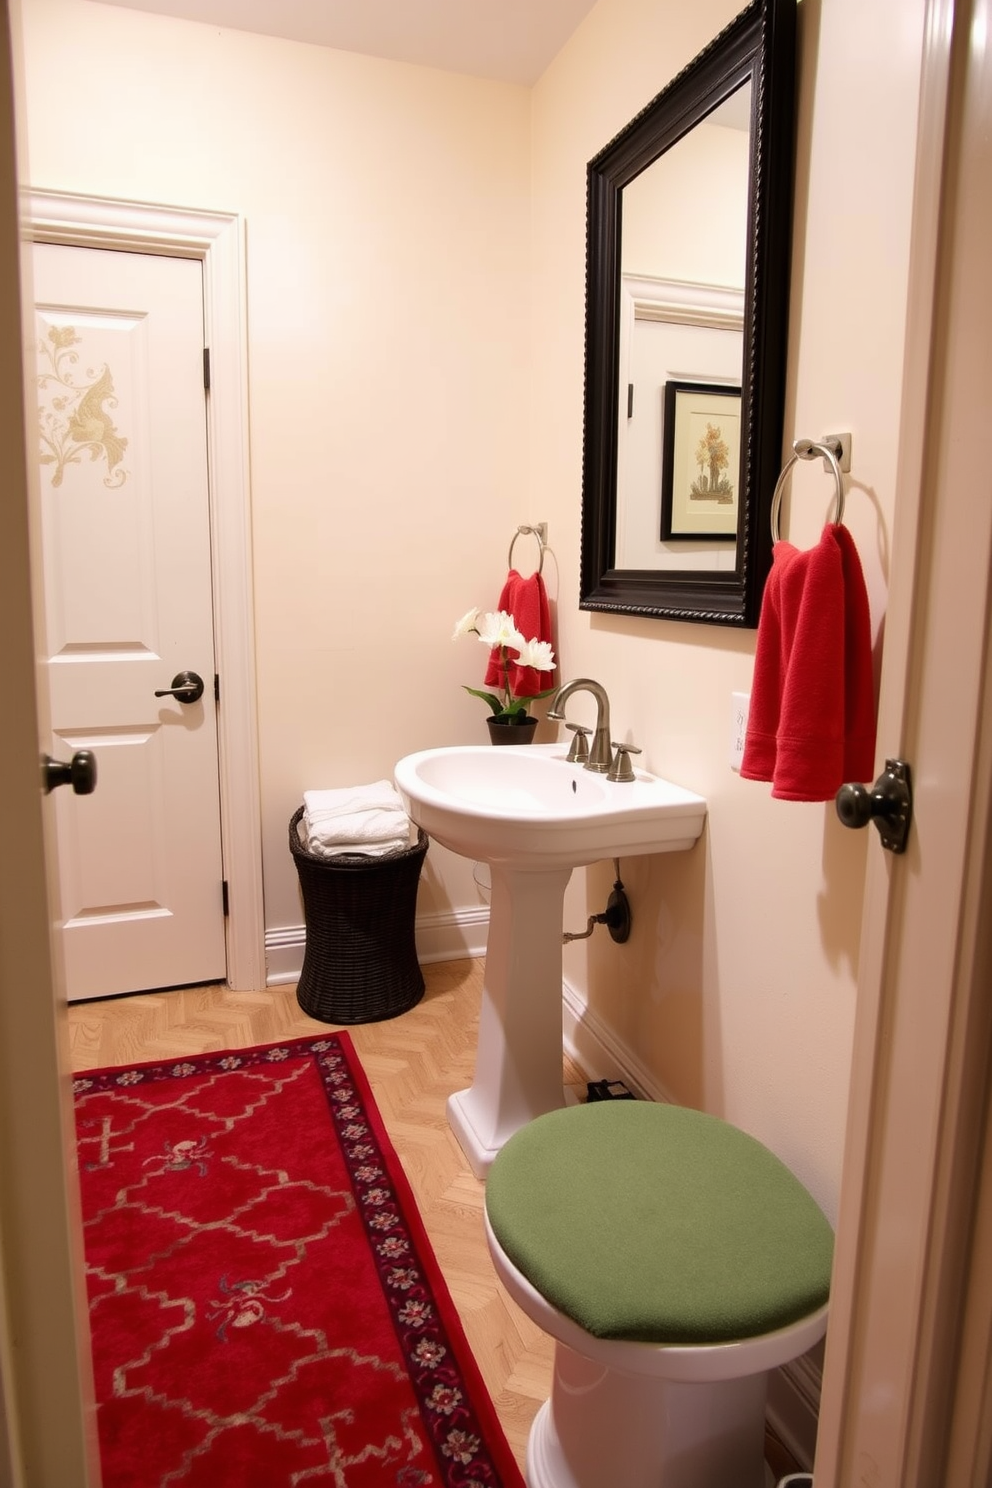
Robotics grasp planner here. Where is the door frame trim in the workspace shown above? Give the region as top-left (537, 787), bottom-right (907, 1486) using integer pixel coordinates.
top-left (26, 189), bottom-right (265, 991)
top-left (814, 0), bottom-right (992, 1479)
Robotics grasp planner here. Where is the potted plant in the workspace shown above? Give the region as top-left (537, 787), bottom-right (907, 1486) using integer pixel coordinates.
top-left (453, 607), bottom-right (556, 744)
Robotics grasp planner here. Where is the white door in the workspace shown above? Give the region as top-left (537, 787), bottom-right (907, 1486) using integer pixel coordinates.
top-left (32, 243), bottom-right (226, 1001)
top-left (0, 9), bottom-right (97, 1477)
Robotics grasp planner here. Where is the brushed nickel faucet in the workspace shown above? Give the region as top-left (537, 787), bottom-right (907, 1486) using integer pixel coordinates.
top-left (547, 678), bottom-right (613, 773)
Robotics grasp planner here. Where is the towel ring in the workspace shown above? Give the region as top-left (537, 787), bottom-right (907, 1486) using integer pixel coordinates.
top-left (770, 439), bottom-right (846, 543)
top-left (508, 524), bottom-right (545, 575)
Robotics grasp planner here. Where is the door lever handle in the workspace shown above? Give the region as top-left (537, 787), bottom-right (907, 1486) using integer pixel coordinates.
top-left (154, 670), bottom-right (205, 704)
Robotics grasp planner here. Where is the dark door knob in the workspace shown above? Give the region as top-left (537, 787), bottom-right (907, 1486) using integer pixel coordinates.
top-left (154, 670), bottom-right (205, 704)
top-left (42, 749), bottom-right (97, 795)
top-left (835, 759), bottom-right (912, 854)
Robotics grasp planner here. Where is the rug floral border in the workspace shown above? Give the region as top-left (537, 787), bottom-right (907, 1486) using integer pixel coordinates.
top-left (73, 1033), bottom-right (523, 1488)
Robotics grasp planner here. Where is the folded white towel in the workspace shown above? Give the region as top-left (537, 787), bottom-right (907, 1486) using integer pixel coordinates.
top-left (304, 781), bottom-right (405, 821)
top-left (307, 807), bottom-right (408, 846)
top-left (297, 816), bottom-right (416, 860)
top-left (301, 779), bottom-right (413, 858)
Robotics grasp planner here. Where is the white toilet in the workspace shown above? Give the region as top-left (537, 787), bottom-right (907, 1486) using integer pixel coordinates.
top-left (484, 1101), bottom-right (832, 1488)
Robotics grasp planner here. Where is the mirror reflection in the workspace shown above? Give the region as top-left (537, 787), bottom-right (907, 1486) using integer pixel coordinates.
top-left (580, 0), bottom-right (797, 627)
top-left (615, 82), bottom-right (750, 572)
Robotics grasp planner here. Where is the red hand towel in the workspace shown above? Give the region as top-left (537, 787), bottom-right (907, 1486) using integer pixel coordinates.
top-left (741, 524), bottom-right (876, 802)
top-left (483, 569), bottom-right (555, 698)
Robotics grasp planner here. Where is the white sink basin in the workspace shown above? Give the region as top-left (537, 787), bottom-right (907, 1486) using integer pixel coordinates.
top-left (394, 743), bottom-right (706, 869)
top-left (393, 741), bottom-right (707, 1176)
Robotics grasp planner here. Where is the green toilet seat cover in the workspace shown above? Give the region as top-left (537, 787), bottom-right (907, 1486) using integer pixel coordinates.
top-left (486, 1102), bottom-right (834, 1345)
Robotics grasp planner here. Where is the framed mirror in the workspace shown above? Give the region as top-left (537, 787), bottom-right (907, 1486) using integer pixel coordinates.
top-left (580, 0), bottom-right (796, 626)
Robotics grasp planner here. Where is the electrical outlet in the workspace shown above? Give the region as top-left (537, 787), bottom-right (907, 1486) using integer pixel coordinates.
top-left (730, 692), bottom-right (750, 770)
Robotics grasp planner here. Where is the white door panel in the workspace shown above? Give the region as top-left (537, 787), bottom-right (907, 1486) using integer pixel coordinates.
top-left (32, 243), bottom-right (226, 1000)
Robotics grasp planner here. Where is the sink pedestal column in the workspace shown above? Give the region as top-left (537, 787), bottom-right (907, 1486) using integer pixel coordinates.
top-left (448, 863), bottom-right (573, 1178)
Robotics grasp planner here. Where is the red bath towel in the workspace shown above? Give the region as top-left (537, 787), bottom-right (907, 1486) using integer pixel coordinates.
top-left (741, 524), bottom-right (876, 802)
top-left (483, 569), bottom-right (555, 698)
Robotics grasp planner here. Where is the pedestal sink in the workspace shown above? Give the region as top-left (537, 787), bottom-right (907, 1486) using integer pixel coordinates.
top-left (393, 743), bottom-right (706, 1177)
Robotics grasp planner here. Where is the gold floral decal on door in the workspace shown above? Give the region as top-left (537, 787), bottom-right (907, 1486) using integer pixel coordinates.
top-left (36, 325), bottom-right (129, 489)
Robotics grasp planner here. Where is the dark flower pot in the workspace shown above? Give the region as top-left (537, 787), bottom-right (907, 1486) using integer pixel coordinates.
top-left (486, 715), bottom-right (538, 746)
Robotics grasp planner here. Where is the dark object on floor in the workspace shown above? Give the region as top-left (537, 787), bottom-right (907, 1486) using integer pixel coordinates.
top-left (289, 806), bottom-right (428, 1023)
top-left (586, 1078), bottom-right (636, 1101)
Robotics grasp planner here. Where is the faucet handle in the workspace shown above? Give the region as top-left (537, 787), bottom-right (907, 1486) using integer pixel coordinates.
top-left (608, 742), bottom-right (642, 783)
top-left (564, 722), bottom-right (591, 764)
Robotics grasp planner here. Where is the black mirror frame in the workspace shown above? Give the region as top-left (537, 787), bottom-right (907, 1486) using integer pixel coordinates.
top-left (579, 0), bottom-right (796, 626)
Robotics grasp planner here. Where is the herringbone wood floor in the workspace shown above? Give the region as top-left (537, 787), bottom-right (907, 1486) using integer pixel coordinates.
top-left (67, 958), bottom-right (804, 1480)
top-left (67, 958), bottom-right (581, 1472)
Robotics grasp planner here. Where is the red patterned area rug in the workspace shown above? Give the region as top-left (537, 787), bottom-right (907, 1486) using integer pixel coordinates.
top-left (74, 1034), bottom-right (523, 1487)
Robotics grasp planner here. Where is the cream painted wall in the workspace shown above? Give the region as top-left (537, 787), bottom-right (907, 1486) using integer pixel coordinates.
top-left (18, 0), bottom-right (929, 1228)
top-left (18, 0), bottom-right (532, 936)
top-left (530, 0), bottom-right (926, 1221)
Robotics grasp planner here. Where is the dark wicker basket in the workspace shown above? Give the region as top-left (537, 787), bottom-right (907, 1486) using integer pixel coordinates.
top-left (289, 806), bottom-right (428, 1024)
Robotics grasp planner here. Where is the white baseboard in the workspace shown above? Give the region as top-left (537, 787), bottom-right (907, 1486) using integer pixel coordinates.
top-left (561, 977), bottom-right (667, 1099)
top-left (767, 1348), bottom-right (823, 1470)
top-left (415, 907), bottom-right (490, 964)
top-left (264, 925), bottom-right (307, 986)
top-left (561, 973), bottom-right (821, 1471)
top-left (264, 907), bottom-right (490, 986)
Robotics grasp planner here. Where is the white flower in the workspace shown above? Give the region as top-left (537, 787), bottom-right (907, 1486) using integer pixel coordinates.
top-left (452, 607), bottom-right (480, 639)
top-left (515, 638), bottom-right (555, 672)
top-left (475, 609), bottom-right (524, 651)
top-left (453, 602), bottom-right (558, 716)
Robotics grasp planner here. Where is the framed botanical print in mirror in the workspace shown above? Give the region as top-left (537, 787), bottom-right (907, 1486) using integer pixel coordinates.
top-left (580, 0), bottom-right (797, 626)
